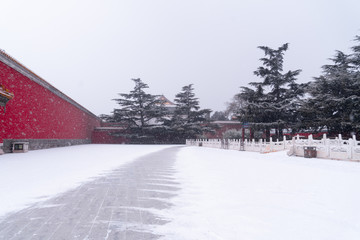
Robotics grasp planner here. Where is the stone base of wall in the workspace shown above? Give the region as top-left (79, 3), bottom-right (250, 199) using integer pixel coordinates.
top-left (2, 139), bottom-right (91, 153)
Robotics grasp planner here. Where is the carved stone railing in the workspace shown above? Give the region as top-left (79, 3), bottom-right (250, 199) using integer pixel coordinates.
top-left (186, 134), bottom-right (360, 161)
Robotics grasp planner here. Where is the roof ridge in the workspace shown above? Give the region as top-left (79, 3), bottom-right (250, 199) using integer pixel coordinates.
top-left (158, 94), bottom-right (175, 105)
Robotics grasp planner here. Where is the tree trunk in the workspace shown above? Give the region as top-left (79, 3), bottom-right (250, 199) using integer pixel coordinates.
top-left (279, 127), bottom-right (283, 140)
top-left (265, 127), bottom-right (270, 142)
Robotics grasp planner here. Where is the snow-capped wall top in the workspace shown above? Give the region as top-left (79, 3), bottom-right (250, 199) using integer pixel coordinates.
top-left (0, 49), bottom-right (98, 119)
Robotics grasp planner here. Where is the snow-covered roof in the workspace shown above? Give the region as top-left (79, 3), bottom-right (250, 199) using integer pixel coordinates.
top-left (212, 120), bottom-right (242, 125)
top-left (158, 95), bottom-right (176, 106)
top-left (95, 127), bottom-right (126, 130)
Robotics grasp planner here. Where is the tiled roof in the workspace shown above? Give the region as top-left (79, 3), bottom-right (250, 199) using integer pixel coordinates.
top-left (159, 95), bottom-right (175, 106)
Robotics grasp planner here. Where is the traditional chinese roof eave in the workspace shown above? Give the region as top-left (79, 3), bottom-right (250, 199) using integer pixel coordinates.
top-left (0, 89), bottom-right (14, 100)
top-left (158, 94), bottom-right (176, 106)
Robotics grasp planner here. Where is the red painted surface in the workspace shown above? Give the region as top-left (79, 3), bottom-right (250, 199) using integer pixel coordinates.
top-left (0, 61), bottom-right (101, 143)
top-left (206, 121), bottom-right (243, 139)
top-left (92, 129), bottom-right (128, 144)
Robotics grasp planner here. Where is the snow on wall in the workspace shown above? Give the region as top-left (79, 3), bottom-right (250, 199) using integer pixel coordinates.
top-left (0, 58), bottom-right (101, 143)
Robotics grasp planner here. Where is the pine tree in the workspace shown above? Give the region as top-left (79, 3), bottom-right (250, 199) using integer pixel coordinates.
top-left (301, 36), bottom-right (360, 136)
top-left (210, 111), bottom-right (228, 121)
top-left (105, 78), bottom-right (167, 139)
top-left (235, 43), bottom-right (303, 140)
top-left (350, 36), bottom-right (360, 130)
top-left (170, 84), bottom-right (213, 140)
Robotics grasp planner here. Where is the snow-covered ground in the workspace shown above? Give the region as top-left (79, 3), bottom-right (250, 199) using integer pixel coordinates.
top-left (154, 147), bottom-right (360, 240)
top-left (1, 145), bottom-right (360, 239)
top-left (0, 144), bottom-right (173, 217)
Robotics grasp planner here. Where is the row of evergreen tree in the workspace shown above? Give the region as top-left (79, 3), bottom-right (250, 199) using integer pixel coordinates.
top-left (227, 35), bottom-right (360, 140)
top-left (103, 35), bottom-right (360, 141)
top-left (101, 79), bottom-right (212, 143)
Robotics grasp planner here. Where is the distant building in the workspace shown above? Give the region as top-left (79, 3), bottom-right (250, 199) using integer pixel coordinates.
top-left (158, 94), bottom-right (176, 114)
top-left (206, 121), bottom-right (244, 139)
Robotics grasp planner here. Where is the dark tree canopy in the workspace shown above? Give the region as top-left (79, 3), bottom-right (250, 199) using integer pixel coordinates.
top-left (170, 84), bottom-right (213, 139)
top-left (210, 111), bottom-right (228, 121)
top-left (236, 43), bottom-right (303, 140)
top-left (101, 81), bottom-right (213, 143)
top-left (103, 78), bottom-right (167, 140)
top-left (99, 36), bottom-right (360, 142)
top-left (300, 36), bottom-right (360, 136)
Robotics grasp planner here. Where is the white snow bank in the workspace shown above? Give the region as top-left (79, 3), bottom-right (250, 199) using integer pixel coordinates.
top-left (0, 144), bottom-right (174, 217)
top-left (155, 147), bottom-right (360, 240)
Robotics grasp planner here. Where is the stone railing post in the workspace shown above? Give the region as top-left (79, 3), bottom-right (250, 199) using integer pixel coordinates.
top-left (290, 136), bottom-right (296, 155)
top-left (352, 135), bottom-right (357, 160)
top-left (325, 137), bottom-right (330, 158)
top-left (308, 134), bottom-right (313, 145)
top-left (338, 134), bottom-right (342, 146)
top-left (348, 137), bottom-right (354, 160)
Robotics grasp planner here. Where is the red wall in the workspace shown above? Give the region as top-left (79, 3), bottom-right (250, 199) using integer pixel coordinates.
top-left (206, 122), bottom-right (243, 139)
top-left (92, 130), bottom-right (128, 144)
top-left (0, 61), bottom-right (101, 143)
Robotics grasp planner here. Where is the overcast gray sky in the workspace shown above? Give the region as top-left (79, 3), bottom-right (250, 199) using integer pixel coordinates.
top-left (1, 0), bottom-right (359, 116)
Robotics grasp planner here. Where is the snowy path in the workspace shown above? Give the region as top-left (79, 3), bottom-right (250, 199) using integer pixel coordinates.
top-left (1, 145), bottom-right (360, 239)
top-left (0, 146), bottom-right (181, 240)
top-left (154, 147), bottom-right (360, 240)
